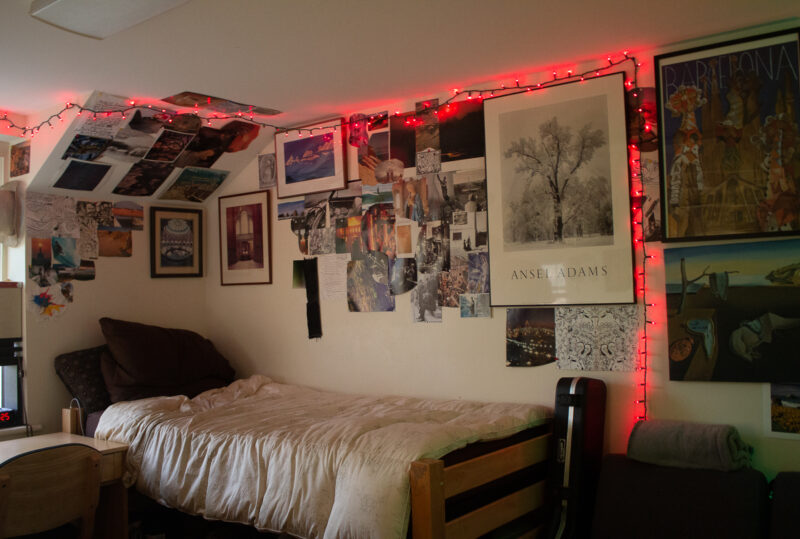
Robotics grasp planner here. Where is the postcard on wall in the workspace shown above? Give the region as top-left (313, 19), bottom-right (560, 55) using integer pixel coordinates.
top-left (506, 308), bottom-right (556, 367)
top-left (656, 28), bottom-right (800, 241)
top-left (258, 153), bottom-right (277, 189)
top-left (484, 73), bottom-right (634, 306)
top-left (112, 201), bottom-right (144, 230)
top-left (665, 239), bottom-right (800, 382)
top-left (10, 140), bottom-right (31, 177)
top-left (97, 228), bottom-right (132, 257)
top-left (347, 251), bottom-right (394, 312)
top-left (764, 383), bottom-right (800, 439)
top-left (460, 293), bottom-right (490, 318)
top-left (411, 271), bottom-right (441, 323)
top-left (159, 167), bottom-right (229, 203)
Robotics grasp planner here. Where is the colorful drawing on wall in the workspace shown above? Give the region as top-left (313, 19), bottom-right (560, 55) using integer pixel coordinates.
top-left (439, 99), bottom-right (485, 162)
top-left (219, 191), bottom-right (271, 285)
top-left (765, 383), bottom-right (800, 439)
top-left (555, 305), bottom-right (640, 371)
top-left (150, 207), bottom-right (202, 278)
top-left (10, 140), bottom-right (30, 177)
top-left (159, 167), bottom-right (229, 203)
top-left (276, 119), bottom-right (346, 199)
top-left (656, 28), bottom-right (800, 241)
top-left (258, 153), bottom-right (277, 190)
top-left (411, 271), bottom-right (441, 323)
top-left (665, 239), bottom-right (800, 382)
top-left (460, 293), bottom-right (490, 318)
top-left (506, 308), bottom-right (557, 367)
top-left (389, 257), bottom-right (417, 295)
top-left (144, 130), bottom-right (195, 162)
top-left (98, 229), bottom-right (132, 257)
top-left (53, 160), bottom-right (111, 191)
top-left (485, 73), bottom-right (634, 306)
top-left (346, 251), bottom-right (394, 312)
top-left (112, 160), bottom-right (175, 196)
top-left (112, 201), bottom-right (144, 230)
top-left (29, 286), bottom-right (66, 319)
top-left (62, 134), bottom-right (112, 161)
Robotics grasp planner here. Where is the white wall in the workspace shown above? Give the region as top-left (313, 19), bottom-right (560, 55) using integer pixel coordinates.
top-left (202, 20), bottom-right (800, 481)
top-left (16, 19), bottom-right (800, 479)
top-left (18, 105), bottom-right (209, 434)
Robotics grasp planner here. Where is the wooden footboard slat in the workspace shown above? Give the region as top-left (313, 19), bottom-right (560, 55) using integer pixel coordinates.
top-left (443, 433), bottom-right (549, 498)
top-left (410, 458), bottom-right (445, 539)
top-left (444, 481), bottom-right (546, 539)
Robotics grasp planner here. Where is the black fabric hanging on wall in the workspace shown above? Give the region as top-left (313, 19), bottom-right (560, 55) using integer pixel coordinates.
top-left (302, 258), bottom-right (322, 339)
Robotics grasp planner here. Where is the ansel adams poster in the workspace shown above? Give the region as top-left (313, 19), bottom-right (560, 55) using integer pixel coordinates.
top-left (484, 73), bottom-right (634, 305)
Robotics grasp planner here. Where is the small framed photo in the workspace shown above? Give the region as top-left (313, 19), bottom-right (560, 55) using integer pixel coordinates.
top-left (218, 190), bottom-right (272, 285)
top-left (656, 27), bottom-right (800, 241)
top-left (149, 206), bottom-right (203, 278)
top-left (483, 73), bottom-right (634, 306)
top-left (275, 118), bottom-right (346, 199)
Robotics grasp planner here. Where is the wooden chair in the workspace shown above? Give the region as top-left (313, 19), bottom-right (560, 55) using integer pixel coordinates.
top-left (0, 443), bottom-right (102, 539)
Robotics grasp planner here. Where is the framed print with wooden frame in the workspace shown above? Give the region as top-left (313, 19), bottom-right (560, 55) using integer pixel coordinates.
top-left (484, 72), bottom-right (634, 306)
top-left (656, 27), bottom-right (800, 242)
top-left (218, 190), bottom-right (272, 285)
top-left (275, 118), bottom-right (347, 199)
top-left (150, 206), bottom-right (203, 278)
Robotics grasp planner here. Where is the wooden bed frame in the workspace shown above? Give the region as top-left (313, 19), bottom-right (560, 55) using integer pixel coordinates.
top-left (409, 424), bottom-right (552, 539)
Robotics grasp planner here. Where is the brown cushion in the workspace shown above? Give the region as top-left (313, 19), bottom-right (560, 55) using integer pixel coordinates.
top-left (99, 317), bottom-right (235, 403)
top-left (54, 345), bottom-right (112, 414)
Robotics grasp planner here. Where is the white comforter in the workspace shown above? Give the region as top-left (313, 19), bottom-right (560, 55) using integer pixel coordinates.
top-left (96, 375), bottom-right (550, 539)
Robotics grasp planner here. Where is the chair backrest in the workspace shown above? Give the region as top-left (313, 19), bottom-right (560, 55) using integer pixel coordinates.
top-left (0, 443), bottom-right (102, 539)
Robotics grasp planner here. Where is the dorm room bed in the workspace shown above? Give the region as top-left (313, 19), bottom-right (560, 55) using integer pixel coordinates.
top-left (56, 319), bottom-right (554, 539)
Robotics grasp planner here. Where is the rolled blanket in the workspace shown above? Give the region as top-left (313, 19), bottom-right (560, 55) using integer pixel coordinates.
top-left (627, 419), bottom-right (752, 471)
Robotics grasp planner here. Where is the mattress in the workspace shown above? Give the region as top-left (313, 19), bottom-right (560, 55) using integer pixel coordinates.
top-left (96, 374), bottom-right (551, 539)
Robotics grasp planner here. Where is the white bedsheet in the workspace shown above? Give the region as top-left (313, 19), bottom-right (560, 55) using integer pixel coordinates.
top-left (96, 374), bottom-right (551, 539)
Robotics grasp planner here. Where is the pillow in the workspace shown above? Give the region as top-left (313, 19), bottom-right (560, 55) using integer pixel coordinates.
top-left (99, 317), bottom-right (235, 403)
top-left (54, 345), bottom-right (112, 414)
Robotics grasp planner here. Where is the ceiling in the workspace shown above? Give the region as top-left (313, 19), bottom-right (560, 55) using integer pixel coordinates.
top-left (2, 0), bottom-right (799, 129)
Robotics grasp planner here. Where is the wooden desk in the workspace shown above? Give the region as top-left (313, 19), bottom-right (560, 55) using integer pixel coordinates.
top-left (0, 432), bottom-right (128, 539)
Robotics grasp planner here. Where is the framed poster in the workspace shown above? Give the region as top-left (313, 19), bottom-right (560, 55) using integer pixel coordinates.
top-left (149, 206), bottom-right (202, 278)
top-left (484, 72), bottom-right (634, 306)
top-left (275, 118), bottom-right (346, 199)
top-left (218, 190), bottom-right (272, 285)
top-left (656, 27), bottom-right (800, 241)
top-left (664, 238), bottom-right (800, 383)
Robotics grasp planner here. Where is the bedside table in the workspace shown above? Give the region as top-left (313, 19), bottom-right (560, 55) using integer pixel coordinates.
top-left (0, 432), bottom-right (129, 539)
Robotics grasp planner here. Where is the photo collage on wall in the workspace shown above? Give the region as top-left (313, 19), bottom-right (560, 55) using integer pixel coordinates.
top-left (46, 91), bottom-right (260, 202)
top-left (25, 192), bottom-right (143, 319)
top-left (278, 98), bottom-right (491, 320)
